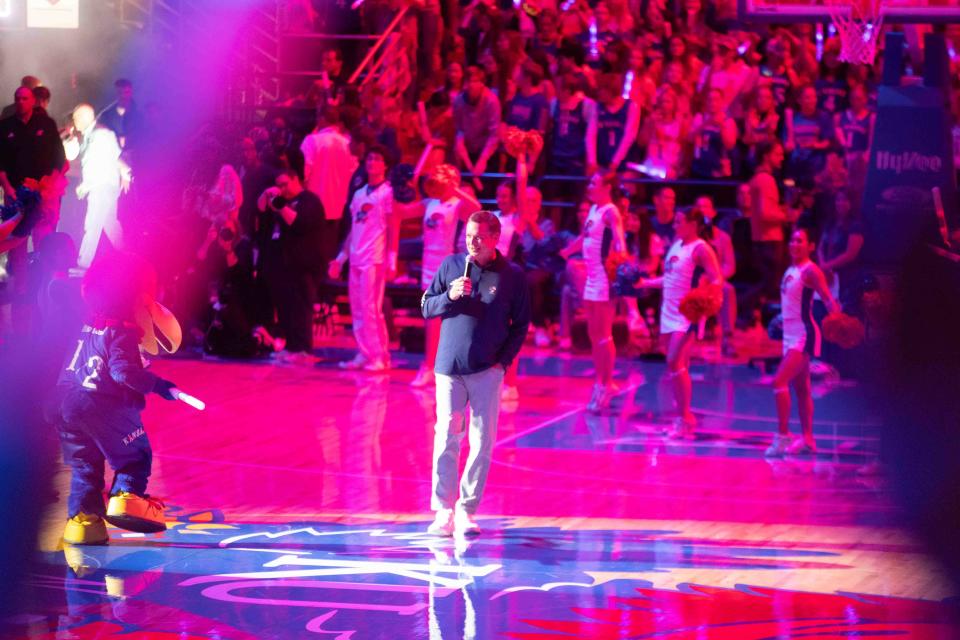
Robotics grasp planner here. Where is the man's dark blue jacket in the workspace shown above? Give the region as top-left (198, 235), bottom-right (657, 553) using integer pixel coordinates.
top-left (421, 251), bottom-right (530, 376)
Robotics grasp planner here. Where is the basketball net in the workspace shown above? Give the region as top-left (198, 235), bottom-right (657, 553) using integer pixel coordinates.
top-left (827, 0), bottom-right (884, 65)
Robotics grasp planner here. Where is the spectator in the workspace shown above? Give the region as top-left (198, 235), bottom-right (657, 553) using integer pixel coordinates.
top-left (594, 73), bottom-right (641, 172)
top-left (300, 105), bottom-right (358, 262)
top-left (577, 1), bottom-right (621, 67)
top-left (743, 85), bottom-right (780, 174)
top-left (758, 36), bottom-right (800, 109)
top-left (492, 181), bottom-right (521, 261)
top-left (318, 48), bottom-right (348, 107)
top-left (442, 62), bottom-right (465, 104)
top-left (198, 222), bottom-right (269, 359)
top-left (558, 199), bottom-right (591, 349)
top-left (834, 83), bottom-right (875, 199)
top-left (749, 141), bottom-right (791, 314)
top-left (504, 60), bottom-right (550, 134)
top-left (531, 10), bottom-right (563, 74)
top-left (697, 195), bottom-right (738, 355)
top-left (329, 146), bottom-right (395, 372)
top-left (0, 85), bottom-right (66, 212)
top-left (698, 36), bottom-right (748, 115)
top-left (690, 87), bottom-right (737, 179)
top-left (99, 78), bottom-right (142, 151)
top-left (238, 137), bottom-right (278, 238)
top-left (265, 116), bottom-right (304, 176)
top-left (63, 104), bottom-right (130, 268)
top-left (0, 75), bottom-right (42, 120)
top-left (661, 60), bottom-right (693, 118)
top-left (453, 66), bottom-right (501, 187)
top-left (816, 38), bottom-right (849, 115)
top-left (256, 169), bottom-right (326, 364)
top-left (817, 189), bottom-right (864, 311)
top-left (640, 87), bottom-right (688, 179)
top-left (31, 86), bottom-right (51, 114)
top-left (518, 185), bottom-right (563, 348)
top-left (491, 30), bottom-right (527, 99)
top-left (548, 72), bottom-right (597, 229)
top-left (784, 84), bottom-right (833, 183)
top-left (651, 186), bottom-right (678, 245)
top-left (665, 36), bottom-right (704, 89)
top-left (626, 43), bottom-right (659, 112)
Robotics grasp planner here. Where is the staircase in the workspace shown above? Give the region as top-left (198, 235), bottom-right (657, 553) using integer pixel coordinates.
top-left (112, 0), bottom-right (411, 119)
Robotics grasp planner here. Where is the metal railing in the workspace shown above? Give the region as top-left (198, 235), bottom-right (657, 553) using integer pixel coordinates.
top-left (346, 4), bottom-right (410, 85)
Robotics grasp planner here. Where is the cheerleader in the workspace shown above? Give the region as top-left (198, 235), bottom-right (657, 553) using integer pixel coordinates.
top-left (396, 165), bottom-right (480, 387)
top-left (560, 171), bottom-right (626, 411)
top-left (766, 227), bottom-right (841, 457)
top-left (636, 206), bottom-right (722, 438)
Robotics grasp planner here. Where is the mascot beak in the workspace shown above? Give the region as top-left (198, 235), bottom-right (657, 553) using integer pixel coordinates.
top-left (138, 300), bottom-right (182, 355)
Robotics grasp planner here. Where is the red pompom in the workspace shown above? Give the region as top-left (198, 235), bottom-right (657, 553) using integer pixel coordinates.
top-left (502, 127), bottom-right (543, 159)
top-left (679, 284), bottom-right (723, 322)
top-left (822, 311), bottom-right (865, 349)
top-left (423, 163), bottom-right (461, 199)
top-left (604, 250), bottom-right (630, 282)
top-left (23, 170), bottom-right (68, 202)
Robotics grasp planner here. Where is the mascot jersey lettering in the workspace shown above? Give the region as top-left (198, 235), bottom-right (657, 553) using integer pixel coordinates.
top-left (59, 324), bottom-right (160, 409)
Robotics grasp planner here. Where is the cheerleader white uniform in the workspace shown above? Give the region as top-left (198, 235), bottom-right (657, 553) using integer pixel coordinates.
top-left (582, 203), bottom-right (623, 302)
top-left (494, 209), bottom-right (520, 259)
top-left (660, 238), bottom-right (708, 334)
top-left (422, 196), bottom-right (461, 288)
top-left (781, 262), bottom-right (822, 357)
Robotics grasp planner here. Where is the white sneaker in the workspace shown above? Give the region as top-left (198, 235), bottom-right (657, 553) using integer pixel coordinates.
top-left (410, 367), bottom-right (435, 387)
top-left (501, 384), bottom-right (519, 401)
top-left (427, 509), bottom-right (454, 536)
top-left (339, 355), bottom-right (367, 370)
top-left (787, 437), bottom-right (817, 455)
top-left (534, 327), bottom-right (551, 347)
top-left (587, 384), bottom-right (613, 412)
top-left (765, 433), bottom-right (790, 457)
top-left (362, 360), bottom-right (390, 373)
top-left (667, 416), bottom-right (696, 440)
top-left (454, 509), bottom-right (481, 536)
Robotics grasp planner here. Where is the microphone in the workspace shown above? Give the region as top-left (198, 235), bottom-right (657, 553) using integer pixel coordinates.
top-left (462, 256), bottom-right (472, 298)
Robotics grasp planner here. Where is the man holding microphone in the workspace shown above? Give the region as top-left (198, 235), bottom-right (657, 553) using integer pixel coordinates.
top-left (421, 210), bottom-right (530, 536)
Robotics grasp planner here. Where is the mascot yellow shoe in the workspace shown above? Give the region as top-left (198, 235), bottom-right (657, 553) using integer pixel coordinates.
top-left (106, 492), bottom-right (167, 533)
top-left (63, 513), bottom-right (109, 546)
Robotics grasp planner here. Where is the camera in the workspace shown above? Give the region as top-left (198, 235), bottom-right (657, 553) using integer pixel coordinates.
top-left (218, 226), bottom-right (236, 243)
top-left (270, 195), bottom-right (287, 211)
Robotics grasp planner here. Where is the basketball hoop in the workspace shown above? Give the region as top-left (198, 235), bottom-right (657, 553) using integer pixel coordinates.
top-left (827, 0), bottom-right (884, 65)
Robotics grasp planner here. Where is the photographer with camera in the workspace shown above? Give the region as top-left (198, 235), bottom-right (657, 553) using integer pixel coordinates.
top-left (256, 169), bottom-right (326, 364)
top-left (194, 221), bottom-right (274, 358)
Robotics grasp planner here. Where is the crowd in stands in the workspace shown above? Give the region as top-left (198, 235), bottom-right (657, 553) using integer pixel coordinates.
top-left (4, 0), bottom-right (953, 376)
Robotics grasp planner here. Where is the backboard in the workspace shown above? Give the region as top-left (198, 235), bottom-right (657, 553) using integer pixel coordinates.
top-left (739, 0), bottom-right (960, 23)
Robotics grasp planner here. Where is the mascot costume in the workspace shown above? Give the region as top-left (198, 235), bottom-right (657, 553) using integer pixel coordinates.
top-left (57, 252), bottom-right (186, 545)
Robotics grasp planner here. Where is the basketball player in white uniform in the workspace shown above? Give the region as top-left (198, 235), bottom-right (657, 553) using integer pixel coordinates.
top-left (329, 146), bottom-right (395, 372)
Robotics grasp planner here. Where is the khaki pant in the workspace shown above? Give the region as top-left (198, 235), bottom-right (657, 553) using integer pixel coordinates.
top-left (431, 366), bottom-right (505, 514)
